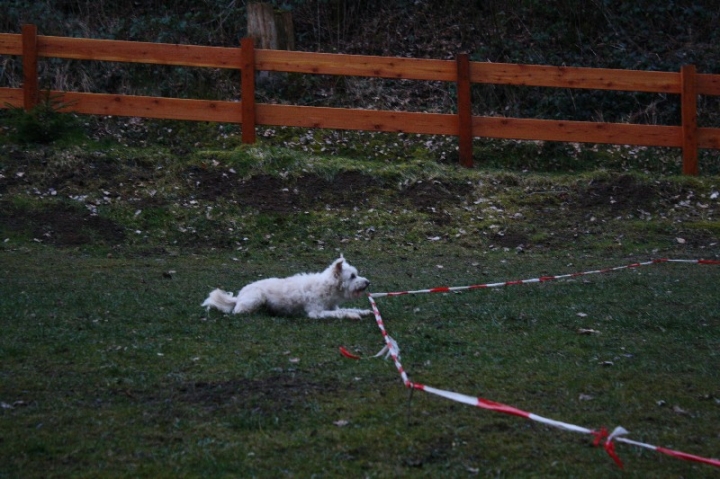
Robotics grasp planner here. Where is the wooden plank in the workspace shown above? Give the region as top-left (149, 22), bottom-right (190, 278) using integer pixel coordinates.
top-left (698, 127), bottom-right (720, 149)
top-left (0, 33), bottom-right (21, 55)
top-left (697, 73), bottom-right (720, 96)
top-left (456, 54), bottom-right (473, 167)
top-left (256, 104), bottom-right (458, 135)
top-left (0, 87), bottom-right (23, 107)
top-left (681, 65), bottom-right (698, 175)
top-left (6, 26), bottom-right (720, 170)
top-left (470, 62), bottom-right (681, 93)
top-left (472, 116), bottom-right (682, 147)
top-left (51, 91), bottom-right (241, 122)
top-left (240, 37), bottom-right (256, 143)
top-left (22, 25), bottom-right (38, 111)
top-left (256, 49), bottom-right (456, 81)
top-left (36, 35), bottom-right (241, 69)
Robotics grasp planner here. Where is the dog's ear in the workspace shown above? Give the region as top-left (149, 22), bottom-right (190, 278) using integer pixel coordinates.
top-left (333, 257), bottom-right (344, 277)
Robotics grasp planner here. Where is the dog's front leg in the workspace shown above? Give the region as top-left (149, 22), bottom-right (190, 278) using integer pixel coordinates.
top-left (308, 309), bottom-right (364, 320)
top-left (338, 308), bottom-right (374, 317)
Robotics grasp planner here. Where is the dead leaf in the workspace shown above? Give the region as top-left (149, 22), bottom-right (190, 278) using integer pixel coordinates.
top-left (579, 394), bottom-right (594, 401)
top-left (672, 405), bottom-right (689, 415)
top-left (578, 328), bottom-right (600, 335)
top-left (333, 419), bottom-right (349, 427)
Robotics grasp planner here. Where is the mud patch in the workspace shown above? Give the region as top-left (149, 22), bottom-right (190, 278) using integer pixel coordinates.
top-left (400, 179), bottom-right (473, 225)
top-left (168, 375), bottom-right (343, 428)
top-left (491, 230), bottom-right (530, 249)
top-left (573, 174), bottom-right (686, 212)
top-left (0, 201), bottom-right (126, 246)
top-left (402, 180), bottom-right (472, 210)
top-left (186, 168), bottom-right (473, 214)
top-left (175, 375), bottom-right (339, 409)
top-left (188, 169), bottom-right (391, 212)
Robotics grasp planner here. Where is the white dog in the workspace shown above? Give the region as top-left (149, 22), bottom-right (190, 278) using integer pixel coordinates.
top-left (202, 256), bottom-right (373, 319)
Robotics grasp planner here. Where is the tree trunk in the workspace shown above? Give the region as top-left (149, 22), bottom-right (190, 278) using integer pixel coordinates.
top-left (247, 2), bottom-right (294, 50)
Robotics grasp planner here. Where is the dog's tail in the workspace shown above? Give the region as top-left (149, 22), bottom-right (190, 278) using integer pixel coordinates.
top-left (201, 288), bottom-right (237, 314)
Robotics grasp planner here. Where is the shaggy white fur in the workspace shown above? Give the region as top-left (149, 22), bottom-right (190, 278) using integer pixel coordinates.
top-left (202, 256), bottom-right (373, 319)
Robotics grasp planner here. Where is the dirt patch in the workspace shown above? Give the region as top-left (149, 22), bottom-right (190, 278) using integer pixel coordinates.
top-left (49, 159), bottom-right (127, 191)
top-left (296, 171), bottom-right (380, 208)
top-left (187, 169), bottom-right (470, 214)
top-left (175, 375), bottom-right (340, 411)
top-left (402, 180), bottom-right (473, 210)
top-left (572, 174), bottom-right (686, 212)
top-left (188, 168), bottom-right (377, 211)
top-left (0, 201), bottom-right (126, 246)
top-left (399, 180), bottom-right (473, 225)
top-left (491, 230), bottom-right (530, 249)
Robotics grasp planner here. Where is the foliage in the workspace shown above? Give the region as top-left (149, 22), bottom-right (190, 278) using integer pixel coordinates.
top-left (1, 93), bottom-right (82, 144)
top-left (2, 1), bottom-right (719, 129)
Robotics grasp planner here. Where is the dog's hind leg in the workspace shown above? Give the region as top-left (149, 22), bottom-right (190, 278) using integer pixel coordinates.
top-left (231, 287), bottom-right (266, 314)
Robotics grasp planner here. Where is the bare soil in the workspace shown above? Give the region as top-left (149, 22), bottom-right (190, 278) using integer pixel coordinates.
top-left (1, 156), bottom-right (716, 251)
top-left (188, 168), bottom-right (470, 213)
top-left (1, 201), bottom-right (126, 246)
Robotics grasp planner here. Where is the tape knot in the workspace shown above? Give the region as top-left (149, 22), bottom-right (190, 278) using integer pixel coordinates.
top-left (374, 335), bottom-right (401, 360)
top-left (591, 427), bottom-right (609, 447)
top-left (604, 426), bottom-right (628, 468)
top-left (591, 426), bottom-right (627, 468)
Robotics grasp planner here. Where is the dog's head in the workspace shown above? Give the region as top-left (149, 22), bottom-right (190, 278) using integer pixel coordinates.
top-left (331, 256), bottom-right (371, 299)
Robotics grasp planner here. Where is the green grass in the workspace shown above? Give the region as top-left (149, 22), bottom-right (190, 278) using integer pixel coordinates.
top-left (0, 132), bottom-right (719, 477)
top-left (1, 247), bottom-right (719, 478)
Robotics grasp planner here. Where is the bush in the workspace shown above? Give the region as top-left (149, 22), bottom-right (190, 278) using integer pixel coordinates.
top-left (2, 93), bottom-right (83, 144)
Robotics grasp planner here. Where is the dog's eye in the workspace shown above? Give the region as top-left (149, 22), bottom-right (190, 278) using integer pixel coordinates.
top-left (350, 273), bottom-right (356, 279)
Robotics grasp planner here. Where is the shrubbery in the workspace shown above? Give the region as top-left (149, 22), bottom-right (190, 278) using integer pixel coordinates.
top-left (2, 1), bottom-right (719, 129)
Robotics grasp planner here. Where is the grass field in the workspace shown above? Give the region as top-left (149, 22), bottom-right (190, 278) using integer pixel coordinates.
top-left (1, 245), bottom-right (719, 478)
top-left (1, 132), bottom-right (720, 477)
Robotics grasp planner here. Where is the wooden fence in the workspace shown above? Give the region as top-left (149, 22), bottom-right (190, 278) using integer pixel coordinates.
top-left (2, 24), bottom-right (720, 174)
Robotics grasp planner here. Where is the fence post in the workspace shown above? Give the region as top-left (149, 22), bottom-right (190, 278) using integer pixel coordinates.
top-left (681, 64), bottom-right (698, 175)
top-left (240, 37), bottom-right (257, 144)
top-left (456, 53), bottom-right (473, 167)
top-left (22, 24), bottom-right (38, 111)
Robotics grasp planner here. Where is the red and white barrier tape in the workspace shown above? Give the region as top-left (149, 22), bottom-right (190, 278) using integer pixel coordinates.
top-left (369, 258), bottom-right (720, 298)
top-left (342, 258), bottom-right (720, 469)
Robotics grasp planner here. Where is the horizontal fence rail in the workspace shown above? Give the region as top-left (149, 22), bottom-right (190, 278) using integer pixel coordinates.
top-left (2, 25), bottom-right (720, 174)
